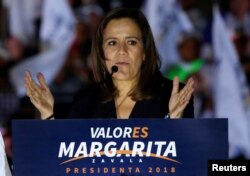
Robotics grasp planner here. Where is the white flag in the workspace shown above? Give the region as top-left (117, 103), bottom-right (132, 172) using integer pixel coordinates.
top-left (0, 132), bottom-right (12, 176)
top-left (142, 0), bottom-right (193, 71)
top-left (212, 5), bottom-right (250, 158)
top-left (8, 0), bottom-right (76, 97)
top-left (3, 0), bottom-right (42, 44)
top-left (9, 43), bottom-right (71, 97)
top-left (40, 0), bottom-right (76, 48)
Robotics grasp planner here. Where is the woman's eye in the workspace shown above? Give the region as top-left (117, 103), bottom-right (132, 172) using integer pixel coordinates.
top-left (128, 40), bottom-right (137, 45)
top-left (107, 41), bottom-right (116, 46)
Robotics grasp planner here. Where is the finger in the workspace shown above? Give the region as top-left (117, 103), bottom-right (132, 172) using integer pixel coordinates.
top-left (184, 79), bottom-right (194, 99)
top-left (25, 73), bottom-right (31, 93)
top-left (178, 83), bottom-right (194, 103)
top-left (25, 76), bottom-right (39, 94)
top-left (181, 100), bottom-right (190, 110)
top-left (171, 76), bottom-right (179, 95)
top-left (25, 71), bottom-right (36, 96)
top-left (25, 82), bottom-right (32, 97)
top-left (182, 78), bottom-right (194, 92)
top-left (37, 72), bottom-right (49, 90)
top-left (25, 71), bottom-right (34, 88)
top-left (26, 85), bottom-right (39, 104)
top-left (183, 88), bottom-right (194, 103)
top-left (179, 78), bottom-right (194, 97)
top-left (180, 88), bottom-right (193, 103)
top-left (186, 77), bottom-right (194, 90)
top-left (25, 71), bottom-right (40, 92)
top-left (25, 70), bottom-right (34, 83)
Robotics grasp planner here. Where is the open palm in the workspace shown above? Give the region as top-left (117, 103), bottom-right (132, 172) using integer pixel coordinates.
top-left (25, 71), bottom-right (54, 119)
top-left (169, 77), bottom-right (194, 118)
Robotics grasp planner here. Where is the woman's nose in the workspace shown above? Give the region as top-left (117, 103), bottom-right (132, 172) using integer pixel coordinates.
top-left (118, 43), bottom-right (127, 55)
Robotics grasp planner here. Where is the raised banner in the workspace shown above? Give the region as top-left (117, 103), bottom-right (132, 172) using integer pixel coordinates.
top-left (12, 119), bottom-right (228, 176)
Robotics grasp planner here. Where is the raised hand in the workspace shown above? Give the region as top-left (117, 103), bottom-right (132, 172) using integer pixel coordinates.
top-left (169, 76), bottom-right (194, 118)
top-left (25, 71), bottom-right (54, 119)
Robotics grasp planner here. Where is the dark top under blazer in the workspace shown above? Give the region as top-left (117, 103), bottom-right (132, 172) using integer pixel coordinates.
top-left (67, 76), bottom-right (194, 119)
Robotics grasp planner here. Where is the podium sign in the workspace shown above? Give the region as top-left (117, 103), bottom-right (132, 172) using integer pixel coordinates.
top-left (13, 119), bottom-right (228, 176)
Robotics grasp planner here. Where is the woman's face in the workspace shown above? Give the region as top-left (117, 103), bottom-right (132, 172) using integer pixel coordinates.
top-left (103, 18), bottom-right (145, 81)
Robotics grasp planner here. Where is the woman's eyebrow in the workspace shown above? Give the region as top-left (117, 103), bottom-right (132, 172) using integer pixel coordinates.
top-left (103, 37), bottom-right (117, 42)
top-left (104, 36), bottom-right (141, 41)
top-left (125, 36), bottom-right (141, 41)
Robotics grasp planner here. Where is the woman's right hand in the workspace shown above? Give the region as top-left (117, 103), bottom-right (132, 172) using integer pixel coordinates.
top-left (25, 71), bottom-right (54, 119)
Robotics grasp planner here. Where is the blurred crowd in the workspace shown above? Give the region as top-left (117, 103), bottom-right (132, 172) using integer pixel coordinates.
top-left (0, 0), bottom-right (250, 169)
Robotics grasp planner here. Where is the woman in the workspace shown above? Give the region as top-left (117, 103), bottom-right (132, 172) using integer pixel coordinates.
top-left (25, 8), bottom-right (194, 119)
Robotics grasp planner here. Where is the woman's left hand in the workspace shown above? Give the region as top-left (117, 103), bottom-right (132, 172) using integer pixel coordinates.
top-left (168, 76), bottom-right (194, 118)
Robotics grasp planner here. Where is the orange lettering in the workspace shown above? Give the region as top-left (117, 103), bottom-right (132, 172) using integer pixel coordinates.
top-left (141, 127), bottom-right (148, 138)
top-left (74, 168), bottom-right (79, 173)
top-left (132, 127), bottom-right (140, 138)
top-left (82, 168), bottom-right (86, 173)
top-left (66, 168), bottom-right (71, 173)
top-left (104, 167), bottom-right (108, 173)
top-left (90, 167), bottom-right (94, 173)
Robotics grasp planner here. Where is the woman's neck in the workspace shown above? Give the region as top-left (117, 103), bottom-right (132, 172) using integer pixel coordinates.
top-left (113, 79), bottom-right (136, 97)
top-left (113, 79), bottom-right (137, 119)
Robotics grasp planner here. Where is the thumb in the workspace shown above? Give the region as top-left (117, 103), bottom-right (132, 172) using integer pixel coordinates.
top-left (171, 76), bottom-right (179, 95)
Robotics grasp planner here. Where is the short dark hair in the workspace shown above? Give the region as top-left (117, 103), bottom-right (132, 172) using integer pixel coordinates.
top-left (91, 7), bottom-right (162, 102)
